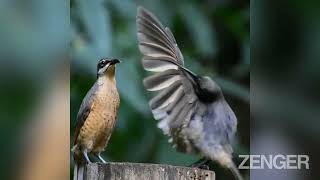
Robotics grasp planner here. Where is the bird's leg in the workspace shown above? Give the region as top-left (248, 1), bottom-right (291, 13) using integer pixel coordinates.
top-left (190, 157), bottom-right (211, 170)
top-left (83, 149), bottom-right (92, 163)
top-left (95, 153), bottom-right (106, 164)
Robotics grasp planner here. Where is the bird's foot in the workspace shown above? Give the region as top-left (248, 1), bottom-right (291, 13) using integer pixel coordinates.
top-left (190, 158), bottom-right (211, 170)
top-left (95, 153), bottom-right (107, 164)
top-left (198, 164), bottom-right (210, 170)
top-left (83, 150), bottom-right (92, 163)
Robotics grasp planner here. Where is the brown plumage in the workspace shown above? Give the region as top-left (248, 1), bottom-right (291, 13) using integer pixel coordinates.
top-left (72, 58), bottom-right (120, 180)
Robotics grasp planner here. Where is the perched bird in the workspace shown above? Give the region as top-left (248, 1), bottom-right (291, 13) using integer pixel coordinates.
top-left (136, 7), bottom-right (243, 180)
top-left (72, 58), bottom-right (121, 180)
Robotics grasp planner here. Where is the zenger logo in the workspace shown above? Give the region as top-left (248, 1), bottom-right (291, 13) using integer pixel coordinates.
top-left (238, 154), bottom-right (310, 170)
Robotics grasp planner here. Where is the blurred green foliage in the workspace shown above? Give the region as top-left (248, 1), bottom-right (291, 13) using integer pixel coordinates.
top-left (1, 0), bottom-right (320, 179)
top-left (71, 0), bottom-right (249, 179)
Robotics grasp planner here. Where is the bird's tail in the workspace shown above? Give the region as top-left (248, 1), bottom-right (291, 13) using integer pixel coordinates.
top-left (72, 145), bottom-right (85, 180)
top-left (73, 162), bottom-right (85, 180)
top-left (228, 161), bottom-right (243, 180)
top-left (215, 150), bottom-right (244, 180)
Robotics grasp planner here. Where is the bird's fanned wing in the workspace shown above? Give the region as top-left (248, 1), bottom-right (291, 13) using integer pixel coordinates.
top-left (73, 83), bottom-right (98, 145)
top-left (137, 7), bottom-right (203, 152)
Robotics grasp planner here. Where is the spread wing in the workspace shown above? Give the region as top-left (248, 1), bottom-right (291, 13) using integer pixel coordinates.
top-left (73, 82), bottom-right (98, 145)
top-left (137, 7), bottom-right (205, 152)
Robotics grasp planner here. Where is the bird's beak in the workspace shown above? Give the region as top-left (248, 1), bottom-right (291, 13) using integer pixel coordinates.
top-left (110, 59), bottom-right (121, 65)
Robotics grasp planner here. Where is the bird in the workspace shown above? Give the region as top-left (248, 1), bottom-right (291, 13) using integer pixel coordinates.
top-left (136, 7), bottom-right (243, 180)
top-left (72, 58), bottom-right (121, 180)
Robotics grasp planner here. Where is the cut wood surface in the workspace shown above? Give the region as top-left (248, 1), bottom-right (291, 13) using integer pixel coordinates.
top-left (84, 162), bottom-right (215, 180)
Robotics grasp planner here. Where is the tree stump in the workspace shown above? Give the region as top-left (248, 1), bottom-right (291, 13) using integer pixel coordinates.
top-left (84, 162), bottom-right (215, 180)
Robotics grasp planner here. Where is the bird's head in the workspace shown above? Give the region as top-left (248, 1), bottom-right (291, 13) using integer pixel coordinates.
top-left (182, 67), bottom-right (223, 102)
top-left (195, 76), bottom-right (223, 102)
top-left (97, 58), bottom-right (121, 78)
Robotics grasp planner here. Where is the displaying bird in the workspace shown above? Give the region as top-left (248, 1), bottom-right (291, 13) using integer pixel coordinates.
top-left (72, 58), bottom-right (121, 180)
top-left (136, 7), bottom-right (243, 180)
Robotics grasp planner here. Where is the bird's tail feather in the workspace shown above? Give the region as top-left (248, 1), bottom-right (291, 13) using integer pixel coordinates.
top-left (73, 145), bottom-right (86, 180)
top-left (229, 161), bottom-right (243, 180)
top-left (73, 163), bottom-right (77, 180)
top-left (73, 162), bottom-right (85, 180)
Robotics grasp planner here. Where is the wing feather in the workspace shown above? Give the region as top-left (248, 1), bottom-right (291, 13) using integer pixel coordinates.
top-left (73, 83), bottom-right (98, 145)
top-left (142, 57), bottom-right (178, 72)
top-left (137, 11), bottom-right (176, 50)
top-left (143, 69), bottom-right (181, 91)
top-left (137, 7), bottom-right (184, 65)
top-left (137, 7), bottom-right (238, 155)
top-left (137, 7), bottom-right (203, 152)
top-left (139, 42), bottom-right (177, 60)
top-left (137, 20), bottom-right (175, 52)
top-left (149, 82), bottom-right (183, 110)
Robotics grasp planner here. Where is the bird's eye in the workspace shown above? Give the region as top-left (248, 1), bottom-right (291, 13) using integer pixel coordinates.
top-left (99, 63), bottom-right (105, 68)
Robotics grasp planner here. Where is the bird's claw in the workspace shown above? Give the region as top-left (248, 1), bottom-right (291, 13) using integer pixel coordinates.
top-left (95, 153), bottom-right (107, 164)
top-left (190, 158), bottom-right (211, 169)
top-left (198, 164), bottom-right (210, 170)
